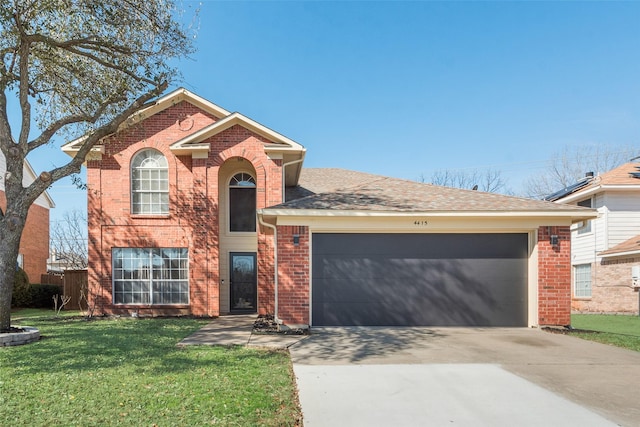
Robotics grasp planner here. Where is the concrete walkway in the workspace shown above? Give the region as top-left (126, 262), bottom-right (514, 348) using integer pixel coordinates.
top-left (178, 315), bottom-right (308, 349)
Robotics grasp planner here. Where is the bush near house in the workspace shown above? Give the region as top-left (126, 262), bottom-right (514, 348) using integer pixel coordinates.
top-left (10, 268), bottom-right (62, 309)
top-left (10, 268), bottom-right (31, 308)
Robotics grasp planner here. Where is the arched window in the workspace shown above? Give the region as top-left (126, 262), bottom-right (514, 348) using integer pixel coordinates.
top-left (229, 172), bottom-right (256, 232)
top-left (131, 149), bottom-right (169, 214)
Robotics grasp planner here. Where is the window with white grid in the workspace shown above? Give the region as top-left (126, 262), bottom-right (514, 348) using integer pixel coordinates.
top-left (112, 248), bottom-right (189, 305)
top-left (131, 149), bottom-right (169, 214)
top-left (574, 264), bottom-right (592, 298)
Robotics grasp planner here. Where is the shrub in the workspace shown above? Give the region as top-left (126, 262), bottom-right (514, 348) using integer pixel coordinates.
top-left (10, 267), bottom-right (31, 308)
top-left (29, 285), bottom-right (63, 309)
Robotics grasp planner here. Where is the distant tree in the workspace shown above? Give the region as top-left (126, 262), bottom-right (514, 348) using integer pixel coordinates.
top-left (523, 144), bottom-right (640, 199)
top-left (425, 169), bottom-right (510, 193)
top-left (50, 210), bottom-right (88, 270)
top-left (0, 1), bottom-right (195, 331)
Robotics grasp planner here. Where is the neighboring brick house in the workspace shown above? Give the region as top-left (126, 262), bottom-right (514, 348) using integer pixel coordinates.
top-left (548, 162), bottom-right (640, 314)
top-left (0, 153), bottom-right (55, 282)
top-left (63, 88), bottom-right (595, 327)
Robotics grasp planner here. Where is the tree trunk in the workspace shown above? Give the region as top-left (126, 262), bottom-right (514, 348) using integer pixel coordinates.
top-left (0, 219), bottom-right (24, 332)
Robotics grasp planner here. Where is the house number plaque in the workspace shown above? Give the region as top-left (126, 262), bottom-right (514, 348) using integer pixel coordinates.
top-left (413, 220), bottom-right (428, 226)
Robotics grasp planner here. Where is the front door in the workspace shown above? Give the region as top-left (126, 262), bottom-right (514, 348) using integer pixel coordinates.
top-left (230, 252), bottom-right (257, 313)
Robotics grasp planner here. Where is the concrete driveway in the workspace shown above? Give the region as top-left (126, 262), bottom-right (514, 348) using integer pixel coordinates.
top-left (289, 327), bottom-right (640, 426)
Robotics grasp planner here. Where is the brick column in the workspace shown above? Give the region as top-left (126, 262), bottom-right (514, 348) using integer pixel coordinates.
top-left (538, 226), bottom-right (572, 326)
top-left (277, 225), bottom-right (310, 325)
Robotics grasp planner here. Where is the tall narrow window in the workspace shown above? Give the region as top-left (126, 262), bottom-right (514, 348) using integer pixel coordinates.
top-left (574, 264), bottom-right (592, 298)
top-left (131, 149), bottom-right (169, 214)
top-left (229, 172), bottom-right (256, 232)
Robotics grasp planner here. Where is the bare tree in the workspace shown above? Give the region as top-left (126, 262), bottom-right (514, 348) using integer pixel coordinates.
top-left (523, 144), bottom-right (640, 199)
top-left (426, 169), bottom-right (510, 193)
top-left (50, 209), bottom-right (88, 270)
top-left (0, 1), bottom-right (195, 331)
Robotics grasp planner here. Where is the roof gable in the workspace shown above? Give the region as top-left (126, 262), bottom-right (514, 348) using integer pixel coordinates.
top-left (170, 112), bottom-right (305, 157)
top-left (61, 87), bottom-right (231, 157)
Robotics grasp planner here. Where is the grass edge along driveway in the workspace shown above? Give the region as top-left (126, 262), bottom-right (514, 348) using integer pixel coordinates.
top-left (570, 313), bottom-right (640, 352)
top-left (1, 310), bottom-right (302, 426)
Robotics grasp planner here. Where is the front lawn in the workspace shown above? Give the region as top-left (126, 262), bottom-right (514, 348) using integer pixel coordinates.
top-left (571, 313), bottom-right (640, 352)
top-left (1, 310), bottom-right (301, 426)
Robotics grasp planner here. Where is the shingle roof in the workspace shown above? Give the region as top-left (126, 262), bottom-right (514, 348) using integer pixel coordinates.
top-left (593, 162), bottom-right (640, 186)
top-left (570, 162), bottom-right (640, 195)
top-left (599, 234), bottom-right (640, 257)
top-left (280, 168), bottom-right (590, 213)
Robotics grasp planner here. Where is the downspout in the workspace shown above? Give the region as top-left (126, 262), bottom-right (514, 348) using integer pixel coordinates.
top-left (257, 213), bottom-right (280, 323)
top-left (255, 157), bottom-right (303, 324)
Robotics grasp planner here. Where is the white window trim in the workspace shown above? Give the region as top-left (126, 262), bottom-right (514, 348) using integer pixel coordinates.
top-left (112, 248), bottom-right (189, 306)
top-left (573, 263), bottom-right (592, 299)
top-left (130, 149), bottom-right (169, 215)
top-left (227, 171), bottom-right (257, 234)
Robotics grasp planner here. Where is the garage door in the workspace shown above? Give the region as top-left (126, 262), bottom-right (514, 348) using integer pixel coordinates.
top-left (312, 233), bottom-right (528, 327)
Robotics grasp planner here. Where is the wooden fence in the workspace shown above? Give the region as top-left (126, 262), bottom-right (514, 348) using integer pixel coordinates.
top-left (63, 270), bottom-right (88, 310)
top-left (40, 273), bottom-right (63, 286)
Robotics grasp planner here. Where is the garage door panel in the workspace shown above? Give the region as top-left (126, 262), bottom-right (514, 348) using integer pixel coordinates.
top-left (314, 233), bottom-right (528, 259)
top-left (312, 233), bottom-right (528, 327)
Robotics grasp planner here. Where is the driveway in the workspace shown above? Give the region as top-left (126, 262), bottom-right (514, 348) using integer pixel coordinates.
top-left (289, 327), bottom-right (640, 426)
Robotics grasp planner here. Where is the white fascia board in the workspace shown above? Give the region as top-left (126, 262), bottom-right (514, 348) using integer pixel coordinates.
top-left (169, 143), bottom-right (210, 159)
top-left (61, 140), bottom-right (104, 160)
top-left (259, 209), bottom-right (597, 221)
top-left (598, 249), bottom-right (640, 258)
top-left (171, 113), bottom-right (305, 156)
top-left (182, 113), bottom-right (303, 150)
top-left (63, 88), bottom-right (231, 158)
top-left (138, 88), bottom-right (231, 119)
top-left (556, 185), bottom-right (640, 204)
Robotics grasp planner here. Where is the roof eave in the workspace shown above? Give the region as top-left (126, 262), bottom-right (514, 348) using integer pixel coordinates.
top-left (556, 184), bottom-right (640, 203)
top-left (598, 249), bottom-right (640, 258)
top-left (258, 209), bottom-right (597, 222)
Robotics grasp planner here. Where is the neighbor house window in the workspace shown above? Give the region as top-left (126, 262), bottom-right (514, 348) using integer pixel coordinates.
top-left (229, 172), bottom-right (256, 232)
top-left (574, 264), bottom-right (592, 298)
top-left (131, 149), bottom-right (169, 214)
top-left (577, 198), bottom-right (592, 234)
top-left (112, 248), bottom-right (189, 305)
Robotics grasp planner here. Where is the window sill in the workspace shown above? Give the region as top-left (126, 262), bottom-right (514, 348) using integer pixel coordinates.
top-left (113, 304), bottom-right (190, 308)
top-left (572, 296), bottom-right (592, 300)
top-left (130, 214), bottom-right (171, 220)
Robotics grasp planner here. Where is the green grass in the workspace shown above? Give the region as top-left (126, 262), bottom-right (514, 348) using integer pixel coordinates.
top-left (570, 313), bottom-right (640, 352)
top-left (1, 309), bottom-right (301, 426)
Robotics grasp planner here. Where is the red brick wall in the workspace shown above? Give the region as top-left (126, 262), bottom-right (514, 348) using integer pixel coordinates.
top-left (87, 101), bottom-right (281, 317)
top-left (538, 226), bottom-right (572, 326)
top-left (571, 257), bottom-right (640, 314)
top-left (0, 190), bottom-right (49, 282)
top-left (276, 225), bottom-right (310, 325)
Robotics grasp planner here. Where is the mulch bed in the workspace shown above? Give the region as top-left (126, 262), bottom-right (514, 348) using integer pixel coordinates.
top-left (0, 326), bottom-right (26, 334)
top-left (252, 314), bottom-right (309, 335)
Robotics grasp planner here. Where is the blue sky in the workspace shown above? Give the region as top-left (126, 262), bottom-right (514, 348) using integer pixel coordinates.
top-left (23, 0), bottom-right (640, 222)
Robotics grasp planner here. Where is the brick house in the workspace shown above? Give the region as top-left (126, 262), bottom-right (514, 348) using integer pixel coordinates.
top-left (0, 153), bottom-right (55, 281)
top-left (548, 162), bottom-right (640, 314)
top-left (63, 88), bottom-right (595, 327)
